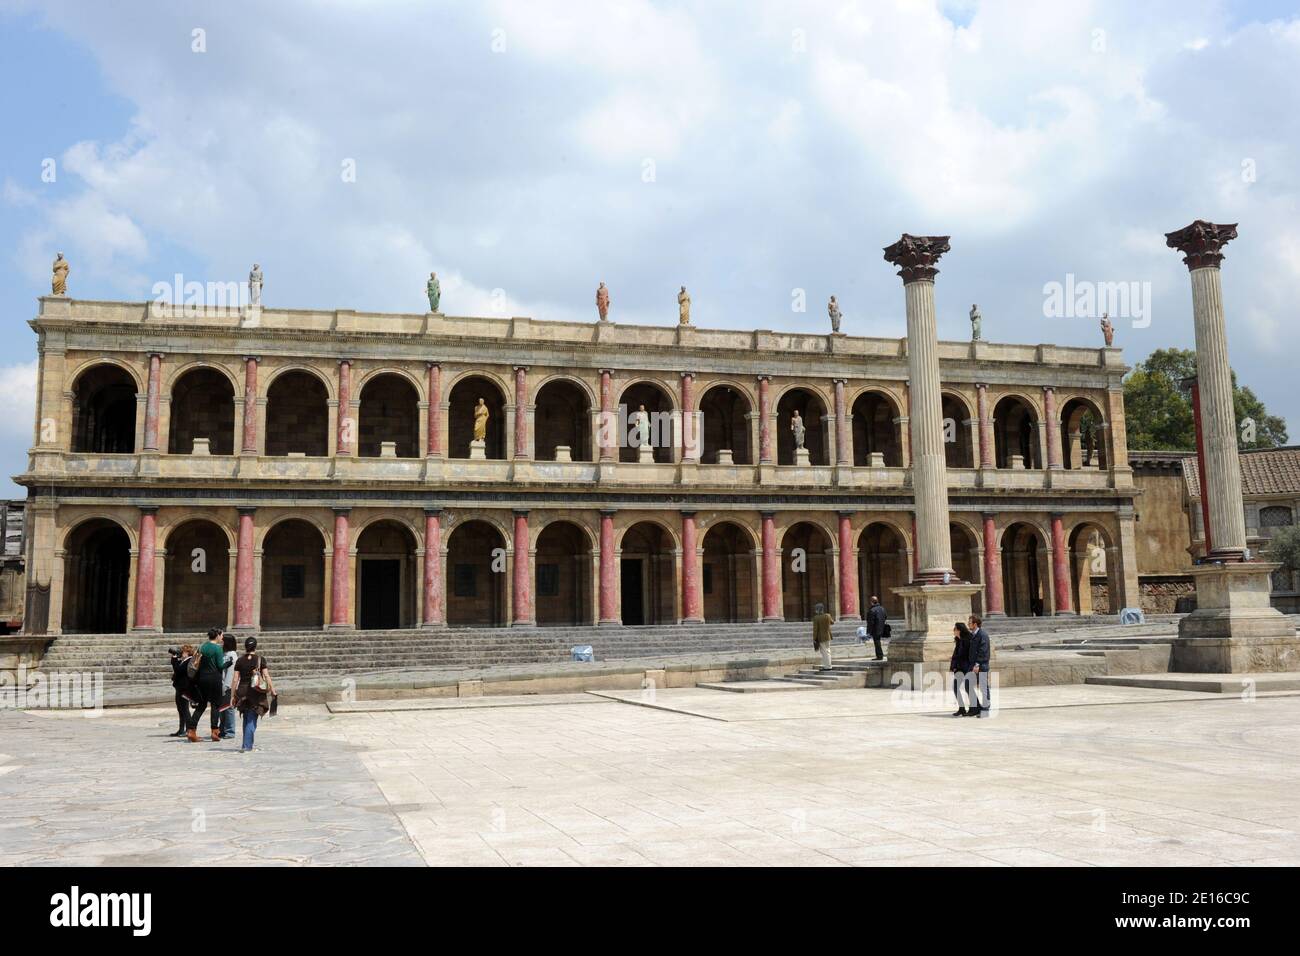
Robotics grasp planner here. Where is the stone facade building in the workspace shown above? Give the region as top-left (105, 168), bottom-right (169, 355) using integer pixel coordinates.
top-left (17, 296), bottom-right (1140, 635)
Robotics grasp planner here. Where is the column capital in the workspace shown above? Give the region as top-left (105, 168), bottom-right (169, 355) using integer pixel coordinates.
top-left (332, 507), bottom-right (352, 517)
top-left (838, 510), bottom-right (856, 519)
top-left (423, 506), bottom-right (443, 517)
top-left (832, 377), bottom-right (848, 386)
top-left (759, 510), bottom-right (777, 520)
top-left (756, 373), bottom-right (771, 383)
top-left (600, 508), bottom-right (618, 517)
top-left (237, 506), bottom-right (258, 516)
top-left (338, 357), bottom-right (353, 367)
top-left (1042, 385), bottom-right (1055, 395)
top-left (883, 233), bottom-right (951, 283)
top-left (599, 368), bottom-right (614, 376)
top-left (512, 508), bottom-right (529, 518)
top-left (426, 360), bottom-right (441, 369)
top-left (244, 355), bottom-right (261, 363)
top-left (680, 509), bottom-right (697, 518)
top-left (981, 512), bottom-right (998, 522)
top-left (1165, 220), bottom-right (1237, 270)
top-left (513, 365), bottom-right (528, 372)
top-left (680, 370), bottom-right (696, 380)
top-left (148, 351), bottom-right (165, 359)
top-left (138, 505), bottom-right (160, 516)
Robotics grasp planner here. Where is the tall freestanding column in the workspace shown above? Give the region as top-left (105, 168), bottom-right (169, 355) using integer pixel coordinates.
top-left (883, 234), bottom-right (978, 664)
top-left (837, 512), bottom-right (859, 620)
top-left (329, 508), bottom-right (352, 628)
top-left (680, 512), bottom-right (703, 623)
top-left (1165, 220), bottom-right (1297, 671)
top-left (512, 510), bottom-right (533, 626)
top-left (422, 509), bottom-right (444, 628)
top-left (132, 506), bottom-right (159, 631)
top-left (761, 512), bottom-right (781, 621)
top-left (233, 507), bottom-right (257, 629)
top-left (598, 511), bottom-right (619, 625)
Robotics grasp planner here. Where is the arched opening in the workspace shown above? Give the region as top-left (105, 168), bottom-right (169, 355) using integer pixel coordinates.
top-left (857, 522), bottom-right (908, 614)
top-left (355, 520), bottom-right (418, 628)
top-left (993, 396), bottom-right (1042, 469)
top-left (1060, 397), bottom-right (1108, 470)
top-left (535, 521), bottom-right (593, 625)
top-left (619, 521), bottom-right (675, 625)
top-left (163, 520), bottom-right (230, 632)
top-left (851, 391), bottom-right (902, 467)
top-left (260, 519), bottom-right (326, 630)
top-left (448, 376), bottom-right (506, 460)
top-left (534, 380), bottom-right (592, 462)
top-left (168, 368), bottom-right (235, 456)
top-left (776, 388), bottom-right (828, 466)
top-left (1001, 522), bottom-right (1048, 617)
top-left (701, 522), bottom-right (756, 623)
top-left (699, 384), bottom-right (752, 465)
top-left (942, 393), bottom-right (975, 469)
top-left (781, 522), bottom-right (834, 621)
top-left (265, 371), bottom-right (329, 457)
top-left (950, 522), bottom-right (982, 614)
top-left (71, 364), bottom-right (137, 454)
top-left (61, 519), bottom-right (130, 633)
top-left (446, 520), bottom-right (506, 626)
top-left (358, 374), bottom-right (419, 459)
top-left (618, 382), bottom-right (675, 464)
top-left (1069, 522), bottom-right (1116, 615)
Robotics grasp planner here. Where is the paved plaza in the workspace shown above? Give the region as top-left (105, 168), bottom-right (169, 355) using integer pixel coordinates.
top-left (3, 685), bottom-right (1299, 867)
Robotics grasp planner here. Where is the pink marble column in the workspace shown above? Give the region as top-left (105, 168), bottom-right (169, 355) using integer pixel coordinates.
top-left (513, 366), bottom-right (529, 459)
top-left (234, 508), bottom-right (256, 629)
top-left (330, 509), bottom-right (352, 627)
top-left (680, 372), bottom-right (697, 462)
top-left (1050, 512), bottom-right (1072, 614)
top-left (598, 369), bottom-right (614, 461)
top-left (833, 379), bottom-right (849, 465)
top-left (599, 511), bottom-right (619, 624)
top-left (976, 383), bottom-right (994, 468)
top-left (426, 362), bottom-right (442, 458)
top-left (132, 507), bottom-right (158, 630)
top-left (837, 512), bottom-right (859, 620)
top-left (336, 360), bottom-right (353, 456)
top-left (681, 512), bottom-right (703, 623)
top-left (422, 509), bottom-right (444, 627)
top-left (761, 512), bottom-right (781, 621)
top-left (758, 375), bottom-right (773, 463)
top-left (1043, 386), bottom-right (1062, 469)
top-left (512, 511), bottom-right (533, 625)
top-left (982, 513), bottom-right (1005, 616)
top-left (142, 353), bottom-right (163, 451)
top-left (241, 357), bottom-right (259, 454)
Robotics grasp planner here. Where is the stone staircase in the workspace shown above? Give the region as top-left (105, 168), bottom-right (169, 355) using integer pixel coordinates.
top-left (778, 657), bottom-right (886, 688)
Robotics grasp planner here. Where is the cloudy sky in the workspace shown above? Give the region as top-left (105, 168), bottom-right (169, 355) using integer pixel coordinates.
top-left (1, 0), bottom-right (1298, 496)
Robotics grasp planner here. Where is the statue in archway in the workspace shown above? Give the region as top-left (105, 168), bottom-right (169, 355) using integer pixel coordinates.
top-left (791, 409), bottom-right (806, 449)
top-left (472, 397), bottom-right (489, 441)
top-left (630, 404), bottom-right (650, 447)
top-left (51, 253), bottom-right (70, 296)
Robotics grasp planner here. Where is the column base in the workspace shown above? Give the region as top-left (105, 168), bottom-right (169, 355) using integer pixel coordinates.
top-left (680, 616), bottom-right (704, 625)
top-left (130, 625), bottom-right (162, 634)
top-left (510, 620), bottom-right (537, 628)
top-left (597, 619), bottom-right (622, 627)
top-left (887, 582), bottom-right (980, 662)
top-left (325, 623), bottom-right (355, 631)
top-left (419, 621), bottom-right (448, 630)
top-left (838, 614), bottom-right (862, 623)
top-left (1174, 562), bottom-right (1300, 673)
top-left (762, 615), bottom-right (784, 623)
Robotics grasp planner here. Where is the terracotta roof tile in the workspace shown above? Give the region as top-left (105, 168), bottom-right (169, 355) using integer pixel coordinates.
top-left (1183, 446), bottom-right (1300, 499)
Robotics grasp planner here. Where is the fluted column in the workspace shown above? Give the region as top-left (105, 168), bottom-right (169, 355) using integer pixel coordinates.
top-left (757, 375), bottom-right (773, 463)
top-left (422, 509), bottom-right (444, 627)
top-left (833, 379), bottom-right (849, 466)
top-left (234, 507), bottom-right (256, 629)
top-left (336, 360), bottom-right (354, 457)
top-left (982, 514), bottom-right (1004, 616)
top-left (142, 353), bottom-right (163, 451)
top-left (1165, 221), bottom-right (1247, 560)
top-left (132, 507), bottom-right (159, 630)
top-left (1043, 386), bottom-right (1062, 469)
top-left (329, 508), bottom-right (352, 627)
top-left (761, 512), bottom-right (781, 621)
top-left (513, 366), bottom-right (529, 459)
top-left (241, 357), bottom-right (259, 454)
top-left (598, 369), bottom-right (614, 461)
top-left (837, 512), bottom-right (859, 620)
top-left (599, 511), bottom-right (619, 624)
top-left (680, 372), bottom-right (697, 461)
top-left (512, 510), bottom-right (533, 625)
top-left (1050, 513), bottom-right (1072, 614)
top-left (426, 363), bottom-right (443, 458)
top-left (681, 512), bottom-right (703, 623)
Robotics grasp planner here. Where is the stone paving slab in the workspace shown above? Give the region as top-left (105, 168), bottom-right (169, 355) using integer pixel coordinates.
top-left (1086, 672), bottom-right (1300, 693)
top-left (327, 693), bottom-right (613, 714)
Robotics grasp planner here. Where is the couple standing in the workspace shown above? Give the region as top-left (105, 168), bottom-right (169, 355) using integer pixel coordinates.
top-left (950, 614), bottom-right (992, 717)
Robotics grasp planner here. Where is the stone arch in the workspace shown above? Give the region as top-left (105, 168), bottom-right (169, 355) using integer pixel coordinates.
top-left (263, 363), bottom-right (337, 399)
top-left (617, 380), bottom-right (676, 464)
top-left (1068, 520), bottom-right (1117, 616)
top-left (265, 369), bottom-right (330, 457)
top-left (857, 521), bottom-right (909, 613)
top-left (535, 520), bottom-right (594, 626)
top-left (355, 518), bottom-right (418, 628)
top-left (781, 521), bottom-right (834, 621)
top-left (448, 374), bottom-right (507, 460)
top-left (1059, 395), bottom-right (1108, 470)
top-left (698, 382), bottom-right (753, 465)
top-left (61, 517), bottom-right (132, 633)
top-left (701, 520), bottom-right (757, 623)
top-left (163, 518), bottom-right (231, 632)
top-left (618, 520), bottom-right (676, 625)
top-left (168, 366), bottom-right (236, 456)
top-left (445, 519), bottom-right (507, 627)
top-left (993, 395), bottom-right (1042, 469)
top-left (776, 386), bottom-right (829, 466)
top-left (1001, 521), bottom-right (1050, 617)
top-left (260, 518), bottom-right (327, 630)
top-left (850, 389), bottom-right (903, 467)
top-left (949, 520), bottom-right (982, 612)
top-left (70, 362), bottom-right (138, 454)
top-left (614, 517), bottom-right (681, 554)
top-left (534, 377), bottom-right (593, 462)
top-left (358, 371), bottom-right (420, 458)
top-left (942, 391), bottom-right (975, 468)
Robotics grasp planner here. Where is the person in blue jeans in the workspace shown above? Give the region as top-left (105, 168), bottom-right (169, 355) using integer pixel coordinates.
top-left (230, 636), bottom-right (276, 752)
top-left (219, 633), bottom-right (238, 739)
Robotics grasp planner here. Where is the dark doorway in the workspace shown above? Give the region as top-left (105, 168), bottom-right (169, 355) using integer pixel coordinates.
top-left (71, 365), bottom-right (137, 453)
top-left (620, 559), bottom-right (645, 625)
top-left (360, 559), bottom-right (401, 629)
top-left (61, 520), bottom-right (131, 633)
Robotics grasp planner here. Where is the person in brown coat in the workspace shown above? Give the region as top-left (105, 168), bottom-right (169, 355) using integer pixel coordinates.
top-left (812, 602), bottom-right (834, 670)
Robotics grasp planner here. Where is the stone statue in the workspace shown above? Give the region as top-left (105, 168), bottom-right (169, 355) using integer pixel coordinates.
top-left (791, 409), bottom-right (806, 449)
top-left (473, 397), bottom-right (489, 441)
top-left (51, 253), bottom-right (69, 296)
top-left (969, 303), bottom-right (982, 341)
top-left (596, 281), bottom-right (610, 321)
top-left (828, 295), bottom-right (842, 333)
top-left (1100, 313), bottom-right (1114, 347)
top-left (630, 404), bottom-right (650, 447)
top-left (248, 263), bottom-right (263, 306)
top-left (427, 272), bottom-right (441, 312)
top-left (677, 285), bottom-right (691, 326)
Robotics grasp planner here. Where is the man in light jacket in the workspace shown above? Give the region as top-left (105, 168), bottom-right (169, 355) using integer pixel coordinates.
top-left (967, 614), bottom-right (992, 716)
top-left (812, 603), bottom-right (834, 670)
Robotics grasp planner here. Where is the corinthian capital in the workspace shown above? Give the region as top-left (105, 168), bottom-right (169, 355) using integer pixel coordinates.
top-left (1165, 220), bottom-right (1238, 270)
top-left (883, 234), bottom-right (951, 283)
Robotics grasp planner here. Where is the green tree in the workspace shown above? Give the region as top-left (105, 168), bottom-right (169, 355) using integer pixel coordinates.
top-left (1123, 348), bottom-right (1288, 451)
top-left (1265, 525), bottom-right (1300, 574)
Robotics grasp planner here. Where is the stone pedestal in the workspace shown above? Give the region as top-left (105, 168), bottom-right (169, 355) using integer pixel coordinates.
top-left (637, 445), bottom-right (655, 464)
top-left (380, 441), bottom-right (397, 458)
top-left (554, 445), bottom-right (571, 462)
top-left (469, 439), bottom-right (486, 460)
top-left (717, 448), bottom-right (733, 465)
top-left (1009, 454), bottom-right (1025, 470)
top-left (191, 437), bottom-right (210, 456)
top-left (869, 451), bottom-right (885, 468)
top-left (1174, 562), bottom-right (1300, 672)
top-left (888, 582), bottom-right (982, 662)
top-left (794, 447), bottom-right (811, 467)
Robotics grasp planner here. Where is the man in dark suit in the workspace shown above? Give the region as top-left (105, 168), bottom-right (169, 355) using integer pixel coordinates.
top-left (967, 614), bottom-right (992, 716)
top-left (866, 595), bottom-right (887, 661)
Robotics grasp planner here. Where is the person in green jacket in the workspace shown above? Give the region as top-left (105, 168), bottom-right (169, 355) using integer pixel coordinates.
top-left (812, 603), bottom-right (834, 670)
top-left (186, 627), bottom-right (233, 742)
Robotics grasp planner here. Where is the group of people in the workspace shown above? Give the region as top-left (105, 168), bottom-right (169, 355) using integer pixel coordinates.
top-left (950, 614), bottom-right (992, 717)
top-left (169, 627), bottom-right (277, 751)
top-left (811, 594), bottom-right (890, 668)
